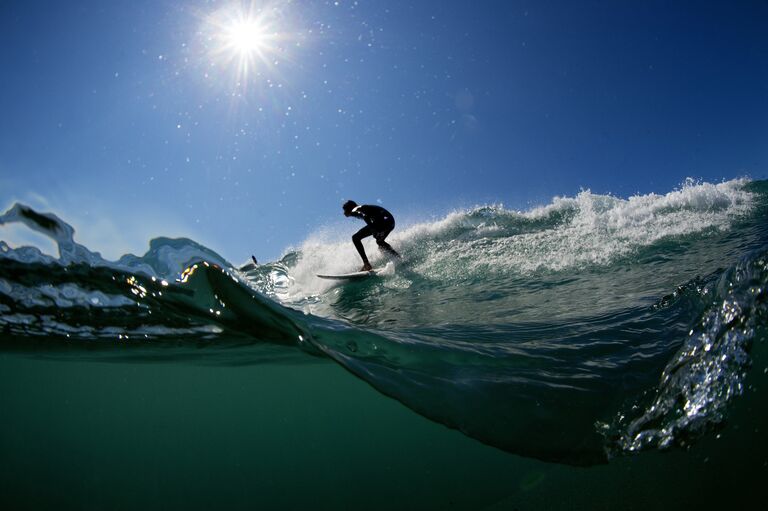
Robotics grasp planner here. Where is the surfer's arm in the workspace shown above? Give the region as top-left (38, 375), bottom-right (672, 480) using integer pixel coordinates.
top-left (357, 205), bottom-right (393, 225)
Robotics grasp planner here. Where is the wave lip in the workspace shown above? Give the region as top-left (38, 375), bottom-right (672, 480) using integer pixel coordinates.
top-left (606, 249), bottom-right (768, 454)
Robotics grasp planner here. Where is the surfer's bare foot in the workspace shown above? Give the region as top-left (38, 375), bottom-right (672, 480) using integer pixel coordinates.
top-left (361, 263), bottom-right (373, 272)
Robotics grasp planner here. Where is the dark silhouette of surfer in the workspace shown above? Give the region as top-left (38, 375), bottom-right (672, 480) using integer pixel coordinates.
top-left (343, 200), bottom-right (400, 271)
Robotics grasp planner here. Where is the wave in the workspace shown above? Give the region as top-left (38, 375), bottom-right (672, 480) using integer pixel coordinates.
top-left (1, 178), bottom-right (767, 465)
top-left (258, 178), bottom-right (755, 306)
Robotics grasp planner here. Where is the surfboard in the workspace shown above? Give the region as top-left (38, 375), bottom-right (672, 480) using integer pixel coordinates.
top-left (316, 268), bottom-right (384, 280)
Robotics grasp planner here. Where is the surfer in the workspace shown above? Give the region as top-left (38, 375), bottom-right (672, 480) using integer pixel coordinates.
top-left (343, 200), bottom-right (400, 271)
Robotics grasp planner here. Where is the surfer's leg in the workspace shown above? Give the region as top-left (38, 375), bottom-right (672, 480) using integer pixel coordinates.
top-left (352, 226), bottom-right (373, 269)
top-left (377, 240), bottom-right (400, 258)
top-left (375, 228), bottom-right (400, 258)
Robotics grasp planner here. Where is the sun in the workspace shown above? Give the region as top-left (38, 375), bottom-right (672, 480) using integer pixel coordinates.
top-left (226, 19), bottom-right (269, 56)
top-left (203, 2), bottom-right (291, 84)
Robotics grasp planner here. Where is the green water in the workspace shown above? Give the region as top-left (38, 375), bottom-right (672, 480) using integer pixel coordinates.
top-left (2, 347), bottom-right (765, 510)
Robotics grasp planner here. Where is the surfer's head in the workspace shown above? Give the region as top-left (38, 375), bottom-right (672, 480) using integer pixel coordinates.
top-left (342, 200), bottom-right (358, 216)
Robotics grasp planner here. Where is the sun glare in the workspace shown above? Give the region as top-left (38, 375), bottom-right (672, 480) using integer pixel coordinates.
top-left (204, 2), bottom-right (292, 85)
top-left (226, 20), bottom-right (269, 56)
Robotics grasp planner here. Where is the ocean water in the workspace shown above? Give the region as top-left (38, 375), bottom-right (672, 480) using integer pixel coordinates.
top-left (1, 178), bottom-right (767, 509)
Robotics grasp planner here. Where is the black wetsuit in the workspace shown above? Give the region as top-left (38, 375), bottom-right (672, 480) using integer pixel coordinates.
top-left (350, 205), bottom-right (399, 266)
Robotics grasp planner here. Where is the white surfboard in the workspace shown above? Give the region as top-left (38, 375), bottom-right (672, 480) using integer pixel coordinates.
top-left (316, 268), bottom-right (385, 280)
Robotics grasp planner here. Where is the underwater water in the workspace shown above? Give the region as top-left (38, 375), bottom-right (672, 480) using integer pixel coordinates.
top-left (1, 178), bottom-right (767, 509)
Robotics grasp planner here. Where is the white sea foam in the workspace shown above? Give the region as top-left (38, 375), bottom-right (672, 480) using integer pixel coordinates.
top-left (403, 178), bottom-right (753, 279)
top-left (284, 178), bottom-right (754, 298)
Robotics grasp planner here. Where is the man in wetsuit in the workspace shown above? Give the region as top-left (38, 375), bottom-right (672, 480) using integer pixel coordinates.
top-left (343, 200), bottom-right (400, 271)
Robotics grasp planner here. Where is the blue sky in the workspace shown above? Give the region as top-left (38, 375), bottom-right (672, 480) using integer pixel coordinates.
top-left (1, 0), bottom-right (766, 262)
